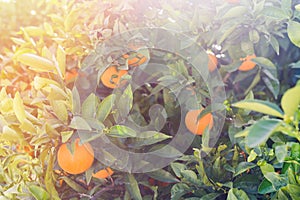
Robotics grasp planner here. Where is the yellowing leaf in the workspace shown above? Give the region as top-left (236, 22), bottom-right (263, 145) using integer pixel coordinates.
top-left (281, 85), bottom-right (300, 117)
top-left (0, 87), bottom-right (7, 101)
top-left (13, 92), bottom-right (26, 124)
top-left (23, 26), bottom-right (45, 37)
top-left (33, 76), bottom-right (60, 90)
top-left (17, 53), bottom-right (55, 72)
top-left (56, 45), bottom-right (66, 78)
top-left (61, 131), bottom-right (74, 143)
top-left (64, 8), bottom-right (80, 31)
top-left (1, 126), bottom-right (22, 142)
top-left (51, 100), bottom-right (68, 123)
top-left (0, 98), bottom-right (13, 113)
top-left (20, 119), bottom-right (36, 133)
top-left (232, 99), bottom-right (284, 118)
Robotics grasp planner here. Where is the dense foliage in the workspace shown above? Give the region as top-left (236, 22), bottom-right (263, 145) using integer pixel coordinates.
top-left (0, 0), bottom-right (300, 199)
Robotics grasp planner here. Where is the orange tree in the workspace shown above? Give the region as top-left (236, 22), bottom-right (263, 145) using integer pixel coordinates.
top-left (0, 0), bottom-right (300, 199)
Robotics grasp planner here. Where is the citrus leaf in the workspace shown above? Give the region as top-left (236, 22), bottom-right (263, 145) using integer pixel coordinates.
top-left (82, 93), bottom-right (97, 119)
top-left (108, 125), bottom-right (136, 138)
top-left (262, 6), bottom-right (290, 20)
top-left (72, 87), bottom-right (81, 115)
top-left (288, 21), bottom-right (300, 48)
top-left (222, 6), bottom-right (248, 19)
top-left (13, 92), bottom-right (26, 124)
top-left (96, 94), bottom-right (116, 122)
top-left (69, 116), bottom-right (92, 131)
top-left (227, 188), bottom-right (249, 200)
top-left (232, 99), bottom-right (284, 118)
top-left (128, 131), bottom-right (172, 147)
top-left (246, 119), bottom-right (281, 148)
top-left (258, 178), bottom-right (276, 194)
top-left (234, 162), bottom-right (256, 177)
top-left (61, 176), bottom-right (87, 193)
top-left (44, 151), bottom-right (60, 200)
top-left (29, 185), bottom-right (50, 200)
top-left (56, 45), bottom-right (66, 78)
top-left (147, 169), bottom-right (179, 183)
top-left (281, 85), bottom-right (300, 117)
top-left (50, 100), bottom-right (68, 123)
top-left (124, 174), bottom-right (142, 200)
top-left (17, 53), bottom-right (55, 72)
top-left (1, 126), bottom-right (22, 142)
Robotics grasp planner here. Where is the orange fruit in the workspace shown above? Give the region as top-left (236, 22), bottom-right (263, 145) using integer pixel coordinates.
top-left (57, 138), bottom-right (94, 175)
top-left (238, 54), bottom-right (257, 71)
top-left (92, 167), bottom-right (114, 179)
top-left (100, 66), bottom-right (128, 89)
top-left (65, 68), bottom-right (78, 82)
top-left (208, 53), bottom-right (218, 72)
top-left (16, 144), bottom-right (34, 157)
top-left (123, 53), bottom-right (147, 67)
top-left (185, 108), bottom-right (213, 135)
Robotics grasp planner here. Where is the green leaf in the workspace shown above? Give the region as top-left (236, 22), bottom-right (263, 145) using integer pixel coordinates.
top-left (264, 172), bottom-right (288, 190)
top-left (50, 100), bottom-right (68, 123)
top-left (108, 125), bottom-right (136, 138)
top-left (275, 144), bottom-right (288, 163)
top-left (128, 131), bottom-right (172, 147)
top-left (171, 162), bottom-right (187, 178)
top-left (171, 183), bottom-right (191, 200)
top-left (124, 174), bottom-right (142, 200)
top-left (227, 188), bottom-right (249, 200)
top-left (258, 178), bottom-right (276, 194)
top-left (286, 184), bottom-right (300, 199)
top-left (232, 99), bottom-right (284, 118)
top-left (44, 150), bottom-right (60, 200)
top-left (288, 21), bottom-right (300, 48)
top-left (96, 94), bottom-right (116, 122)
top-left (61, 131), bottom-right (74, 143)
top-left (246, 119), bottom-right (281, 148)
top-left (281, 85), bottom-right (300, 117)
top-left (69, 116), bottom-right (92, 131)
top-left (260, 163), bottom-right (275, 176)
top-left (180, 169), bottom-right (201, 185)
top-left (72, 87), bottom-right (81, 114)
top-left (17, 53), bottom-right (55, 72)
top-left (147, 169), bottom-right (179, 183)
top-left (29, 185), bottom-right (50, 200)
top-left (82, 93), bottom-right (97, 119)
top-left (13, 92), bottom-right (26, 124)
top-left (234, 162), bottom-right (256, 177)
top-left (198, 193), bottom-right (221, 200)
top-left (61, 176), bottom-right (87, 193)
top-left (222, 6), bottom-right (248, 19)
top-left (262, 6), bottom-right (290, 20)
top-left (115, 85), bottom-right (133, 120)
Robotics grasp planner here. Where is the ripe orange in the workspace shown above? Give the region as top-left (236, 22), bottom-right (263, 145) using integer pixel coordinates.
top-left (185, 108), bottom-right (213, 135)
top-left (57, 138), bottom-right (94, 175)
top-left (238, 54), bottom-right (257, 71)
top-left (16, 144), bottom-right (34, 157)
top-left (100, 66), bottom-right (128, 89)
top-left (123, 53), bottom-right (147, 67)
top-left (208, 53), bottom-right (218, 72)
top-left (92, 167), bottom-right (114, 179)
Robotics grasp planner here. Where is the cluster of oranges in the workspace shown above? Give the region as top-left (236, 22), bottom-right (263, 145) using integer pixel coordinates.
top-left (101, 52), bottom-right (148, 89)
top-left (57, 52), bottom-right (149, 180)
